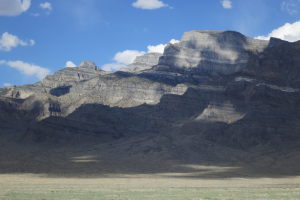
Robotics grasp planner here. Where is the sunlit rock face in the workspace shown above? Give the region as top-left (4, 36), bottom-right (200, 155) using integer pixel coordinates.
top-left (1, 30), bottom-right (300, 154)
top-left (158, 31), bottom-right (269, 74)
top-left (40, 61), bottom-right (108, 88)
top-left (2, 66), bottom-right (188, 120)
top-left (196, 102), bottom-right (245, 124)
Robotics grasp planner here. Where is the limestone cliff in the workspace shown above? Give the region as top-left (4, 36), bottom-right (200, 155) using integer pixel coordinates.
top-left (1, 30), bottom-right (300, 175)
top-left (158, 30), bottom-right (269, 74)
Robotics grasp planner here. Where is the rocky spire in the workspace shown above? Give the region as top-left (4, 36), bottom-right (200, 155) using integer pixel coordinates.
top-left (79, 61), bottom-right (98, 70)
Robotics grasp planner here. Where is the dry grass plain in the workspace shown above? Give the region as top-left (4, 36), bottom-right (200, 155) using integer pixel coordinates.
top-left (1, 135), bottom-right (300, 200)
top-left (0, 172), bottom-right (300, 200)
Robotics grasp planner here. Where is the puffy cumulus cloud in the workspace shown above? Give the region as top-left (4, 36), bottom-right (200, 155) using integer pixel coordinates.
top-left (132, 0), bottom-right (168, 10)
top-left (114, 50), bottom-right (146, 65)
top-left (256, 21), bottom-right (300, 42)
top-left (101, 39), bottom-right (180, 72)
top-left (0, 0), bottom-right (31, 16)
top-left (169, 39), bottom-right (180, 44)
top-left (0, 60), bottom-right (50, 80)
top-left (147, 44), bottom-right (165, 53)
top-left (221, 0), bottom-right (232, 9)
top-left (0, 32), bottom-right (35, 51)
top-left (100, 50), bottom-right (144, 72)
top-left (40, 2), bottom-right (52, 11)
top-left (65, 61), bottom-right (76, 68)
top-left (147, 39), bottom-right (179, 53)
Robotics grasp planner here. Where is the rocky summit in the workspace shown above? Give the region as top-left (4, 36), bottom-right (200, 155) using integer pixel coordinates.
top-left (1, 30), bottom-right (300, 176)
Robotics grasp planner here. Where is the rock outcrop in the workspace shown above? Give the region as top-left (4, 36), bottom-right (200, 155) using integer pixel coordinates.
top-left (120, 53), bottom-right (162, 73)
top-left (158, 30), bottom-right (269, 74)
top-left (41, 61), bottom-right (108, 87)
top-left (1, 30), bottom-right (300, 175)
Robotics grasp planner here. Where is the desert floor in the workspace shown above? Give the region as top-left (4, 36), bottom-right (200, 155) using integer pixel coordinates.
top-left (0, 172), bottom-right (300, 200)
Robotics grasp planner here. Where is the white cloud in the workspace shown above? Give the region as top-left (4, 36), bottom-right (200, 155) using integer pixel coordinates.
top-left (114, 50), bottom-right (145, 65)
top-left (147, 39), bottom-right (179, 53)
top-left (221, 0), bottom-right (232, 9)
top-left (0, 32), bottom-right (35, 51)
top-left (40, 2), bottom-right (52, 11)
top-left (256, 21), bottom-right (300, 42)
top-left (65, 61), bottom-right (76, 68)
top-left (101, 63), bottom-right (127, 72)
top-left (3, 83), bottom-right (12, 87)
top-left (281, 0), bottom-right (300, 15)
top-left (101, 39), bottom-right (179, 71)
top-left (132, 0), bottom-right (168, 10)
top-left (169, 39), bottom-right (180, 44)
top-left (147, 44), bottom-right (166, 54)
top-left (0, 60), bottom-right (50, 80)
top-left (100, 50), bottom-right (145, 72)
top-left (0, 0), bottom-right (31, 16)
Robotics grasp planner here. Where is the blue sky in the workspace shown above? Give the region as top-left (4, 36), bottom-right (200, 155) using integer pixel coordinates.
top-left (0, 0), bottom-right (300, 87)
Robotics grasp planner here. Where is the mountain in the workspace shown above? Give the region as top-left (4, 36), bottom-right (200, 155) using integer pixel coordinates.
top-left (1, 30), bottom-right (300, 177)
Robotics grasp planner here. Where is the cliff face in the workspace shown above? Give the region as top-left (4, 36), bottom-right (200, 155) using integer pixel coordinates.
top-left (158, 31), bottom-right (269, 74)
top-left (1, 30), bottom-right (300, 173)
top-left (120, 52), bottom-right (162, 73)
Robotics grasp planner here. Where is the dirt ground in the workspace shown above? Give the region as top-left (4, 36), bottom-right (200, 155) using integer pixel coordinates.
top-left (0, 172), bottom-right (300, 200)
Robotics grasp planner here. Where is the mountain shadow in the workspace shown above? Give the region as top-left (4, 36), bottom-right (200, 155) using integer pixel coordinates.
top-left (1, 84), bottom-right (300, 179)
